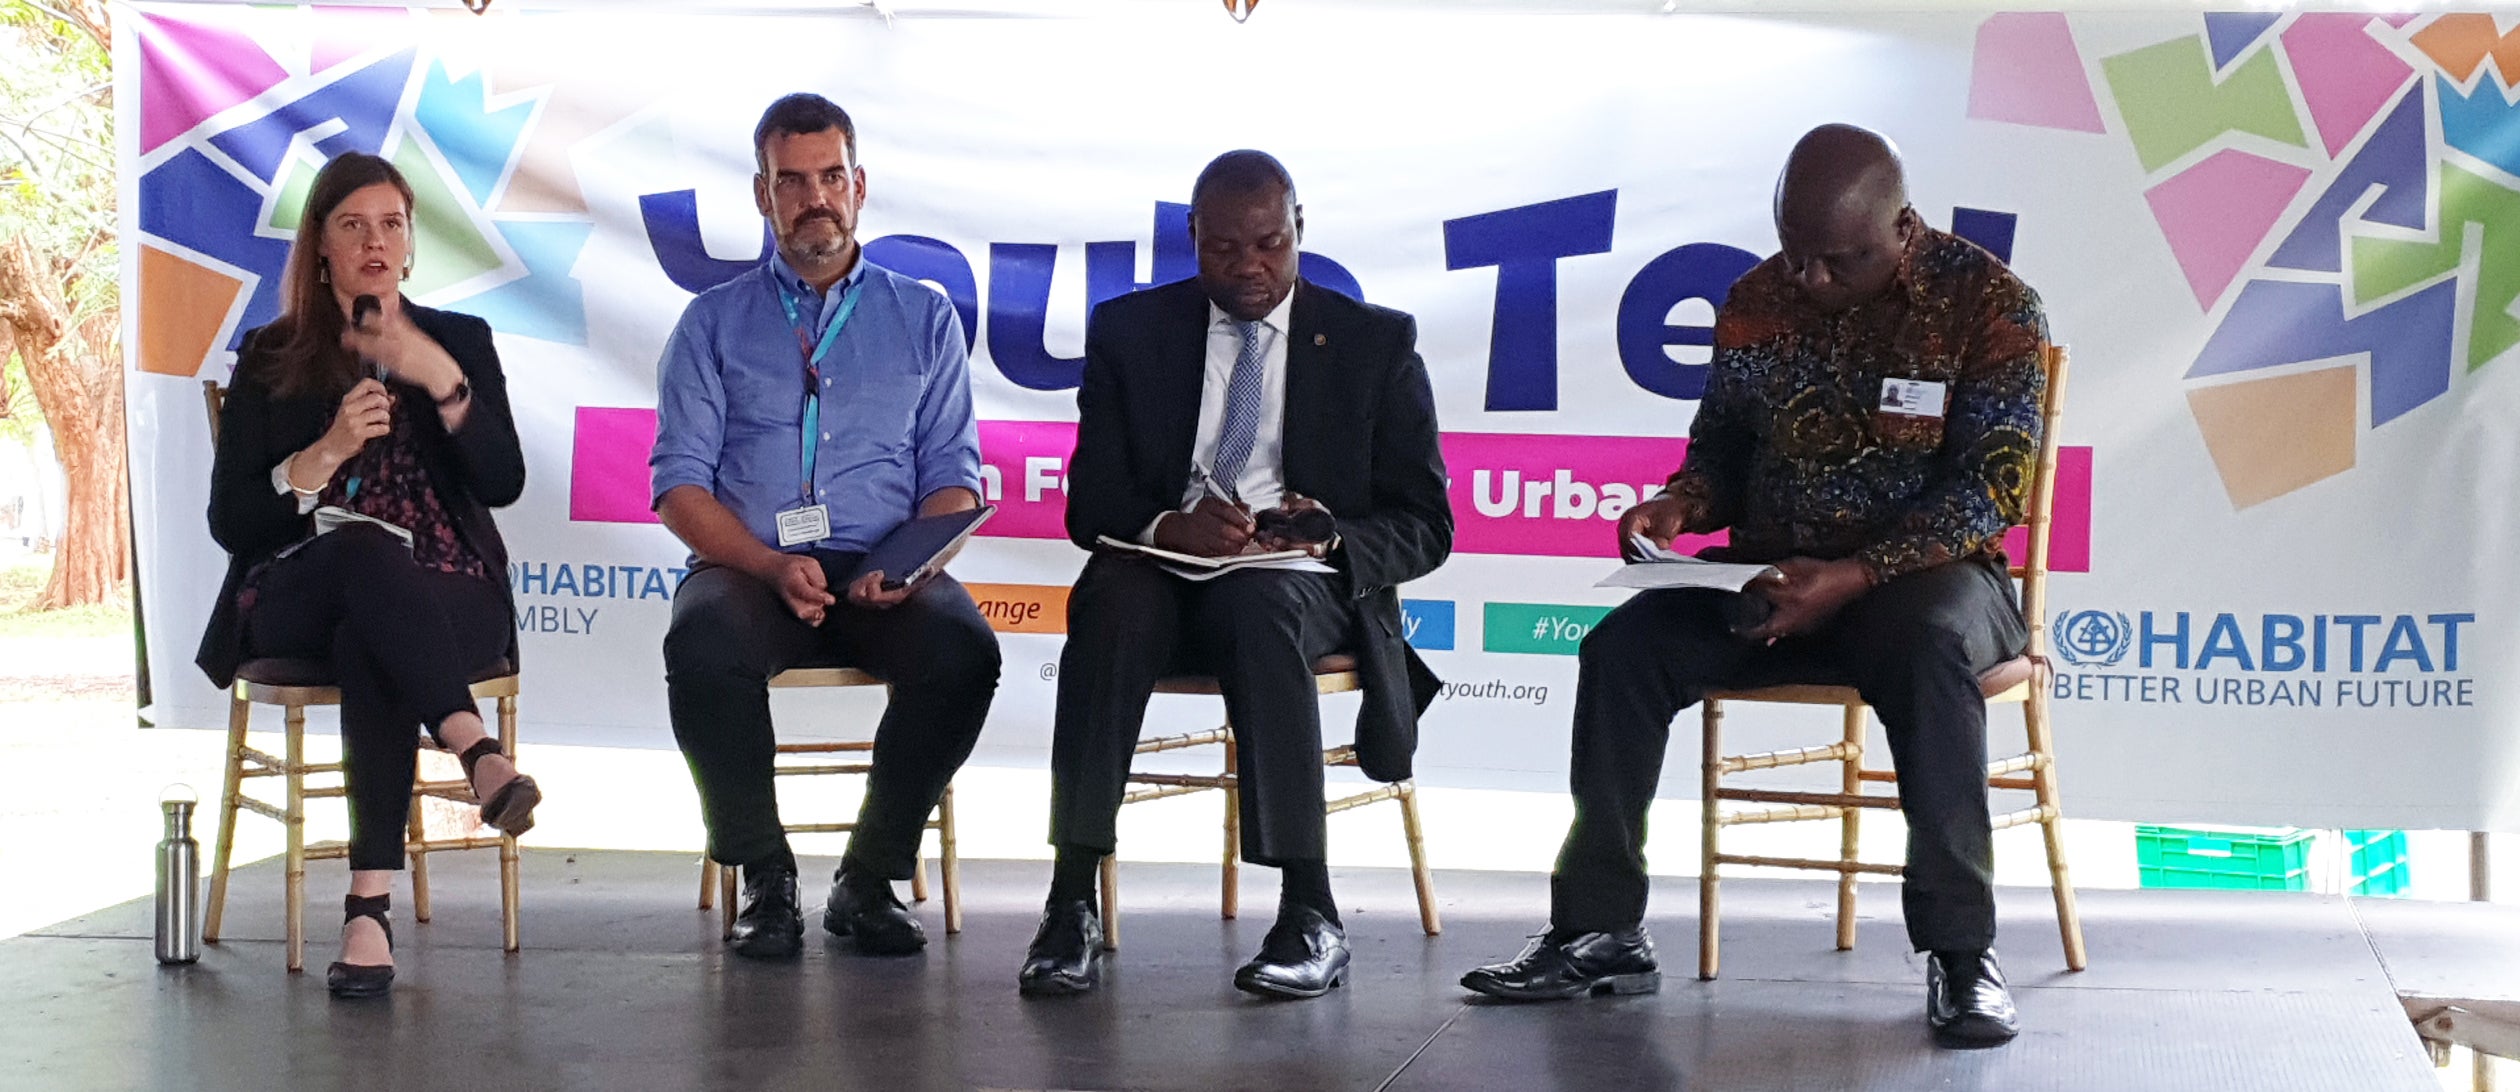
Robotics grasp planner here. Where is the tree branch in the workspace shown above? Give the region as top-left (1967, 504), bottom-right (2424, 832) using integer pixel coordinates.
top-left (6, 122), bottom-right (110, 175)
top-left (0, 125), bottom-right (47, 183)
top-left (22, 80), bottom-right (112, 131)
top-left (19, 1), bottom-right (108, 54)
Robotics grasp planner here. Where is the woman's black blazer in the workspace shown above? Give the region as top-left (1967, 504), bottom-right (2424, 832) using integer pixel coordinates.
top-left (195, 303), bottom-right (524, 688)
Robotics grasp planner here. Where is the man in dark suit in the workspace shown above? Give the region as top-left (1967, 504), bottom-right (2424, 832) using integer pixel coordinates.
top-left (1018, 150), bottom-right (1452, 999)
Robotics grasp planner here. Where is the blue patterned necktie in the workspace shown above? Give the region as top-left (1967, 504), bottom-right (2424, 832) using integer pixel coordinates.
top-left (1208, 319), bottom-right (1266, 496)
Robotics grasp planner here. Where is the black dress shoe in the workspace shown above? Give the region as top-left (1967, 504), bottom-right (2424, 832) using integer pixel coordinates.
top-left (1017, 898), bottom-right (1105, 997)
top-left (326, 893), bottom-right (395, 999)
top-left (1459, 927), bottom-right (1661, 1002)
top-left (824, 863), bottom-right (927, 955)
top-left (728, 866), bottom-right (804, 961)
top-left (1233, 906), bottom-right (1350, 1000)
top-left (1926, 950), bottom-right (2020, 1048)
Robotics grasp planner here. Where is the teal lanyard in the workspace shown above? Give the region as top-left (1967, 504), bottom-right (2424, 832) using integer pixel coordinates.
top-left (773, 273), bottom-right (862, 503)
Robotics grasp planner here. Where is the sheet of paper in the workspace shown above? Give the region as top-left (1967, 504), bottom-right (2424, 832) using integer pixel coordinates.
top-left (1600, 534), bottom-right (1775, 591)
top-left (1094, 535), bottom-right (1333, 580)
top-left (313, 505), bottom-right (414, 546)
top-left (1157, 555), bottom-right (1338, 581)
top-left (1094, 535), bottom-right (1311, 569)
top-left (1594, 560), bottom-right (1777, 591)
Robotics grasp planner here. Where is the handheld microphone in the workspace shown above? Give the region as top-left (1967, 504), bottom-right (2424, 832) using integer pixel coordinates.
top-left (342, 293), bottom-right (389, 500)
top-left (350, 294), bottom-right (389, 382)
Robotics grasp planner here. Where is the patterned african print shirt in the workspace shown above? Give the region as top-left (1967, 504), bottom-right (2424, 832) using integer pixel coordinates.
top-left (1666, 225), bottom-right (2049, 584)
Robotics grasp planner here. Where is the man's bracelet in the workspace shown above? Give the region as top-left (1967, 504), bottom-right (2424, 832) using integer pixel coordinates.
top-left (435, 379), bottom-right (472, 408)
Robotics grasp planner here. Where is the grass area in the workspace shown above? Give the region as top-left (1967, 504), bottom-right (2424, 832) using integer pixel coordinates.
top-left (0, 554), bottom-right (132, 640)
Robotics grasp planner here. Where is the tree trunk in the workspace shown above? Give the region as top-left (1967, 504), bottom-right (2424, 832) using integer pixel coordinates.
top-left (0, 235), bottom-right (129, 610)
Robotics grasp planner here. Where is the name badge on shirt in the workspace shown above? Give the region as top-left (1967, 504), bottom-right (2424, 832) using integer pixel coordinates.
top-left (776, 504), bottom-right (831, 548)
top-left (1878, 378), bottom-right (1948, 418)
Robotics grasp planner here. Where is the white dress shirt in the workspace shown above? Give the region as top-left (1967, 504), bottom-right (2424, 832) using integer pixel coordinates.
top-left (1140, 291), bottom-right (1294, 542)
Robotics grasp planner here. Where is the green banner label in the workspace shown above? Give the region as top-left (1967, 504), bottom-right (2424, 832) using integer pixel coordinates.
top-left (1483, 602), bottom-right (1614, 656)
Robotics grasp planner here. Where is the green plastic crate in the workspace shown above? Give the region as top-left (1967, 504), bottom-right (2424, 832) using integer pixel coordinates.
top-left (2135, 825), bottom-right (2313, 890)
top-left (2343, 829), bottom-right (2411, 898)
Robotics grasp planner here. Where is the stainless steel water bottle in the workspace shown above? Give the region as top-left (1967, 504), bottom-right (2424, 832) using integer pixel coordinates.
top-left (155, 785), bottom-right (200, 965)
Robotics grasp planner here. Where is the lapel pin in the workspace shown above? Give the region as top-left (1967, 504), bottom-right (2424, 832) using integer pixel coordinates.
top-left (1313, 334), bottom-right (1326, 346)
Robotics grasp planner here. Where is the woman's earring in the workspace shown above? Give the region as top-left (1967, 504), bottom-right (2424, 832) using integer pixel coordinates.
top-left (317, 259), bottom-right (330, 285)
top-left (402, 257), bottom-right (414, 281)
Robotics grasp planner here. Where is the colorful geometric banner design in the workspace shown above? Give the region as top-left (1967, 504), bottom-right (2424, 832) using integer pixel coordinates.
top-left (1972, 12), bottom-right (2520, 509)
top-left (133, 6), bottom-right (619, 377)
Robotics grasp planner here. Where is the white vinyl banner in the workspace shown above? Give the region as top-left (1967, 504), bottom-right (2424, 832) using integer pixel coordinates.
top-left (122, 4), bottom-right (2520, 830)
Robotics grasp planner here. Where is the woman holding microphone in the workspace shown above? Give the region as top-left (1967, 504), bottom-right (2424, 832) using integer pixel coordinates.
top-left (198, 151), bottom-right (539, 999)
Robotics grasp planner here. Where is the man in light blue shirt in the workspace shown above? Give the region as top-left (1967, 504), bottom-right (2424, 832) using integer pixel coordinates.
top-left (651, 93), bottom-right (999, 961)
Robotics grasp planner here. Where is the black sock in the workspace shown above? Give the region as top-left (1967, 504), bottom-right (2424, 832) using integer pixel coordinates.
top-left (1049, 845), bottom-right (1104, 908)
top-left (741, 846), bottom-right (797, 886)
top-left (1279, 859), bottom-right (1339, 926)
top-left (835, 853), bottom-right (891, 896)
top-left (1933, 949), bottom-right (1989, 975)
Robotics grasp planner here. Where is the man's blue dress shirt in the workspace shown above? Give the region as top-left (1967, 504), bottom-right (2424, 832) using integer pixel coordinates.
top-left (651, 253), bottom-right (981, 554)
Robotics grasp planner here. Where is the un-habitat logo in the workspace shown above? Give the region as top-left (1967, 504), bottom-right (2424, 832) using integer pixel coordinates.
top-left (1967, 14), bottom-right (2520, 508)
top-left (2053, 610), bottom-right (2133, 667)
top-left (2048, 607), bottom-right (2477, 711)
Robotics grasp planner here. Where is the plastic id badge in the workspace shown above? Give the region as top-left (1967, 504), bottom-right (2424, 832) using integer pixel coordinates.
top-left (776, 504), bottom-right (831, 547)
top-left (1878, 377), bottom-right (1947, 418)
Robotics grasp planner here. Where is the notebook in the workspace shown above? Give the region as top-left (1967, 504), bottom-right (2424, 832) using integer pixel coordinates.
top-left (845, 505), bottom-right (996, 590)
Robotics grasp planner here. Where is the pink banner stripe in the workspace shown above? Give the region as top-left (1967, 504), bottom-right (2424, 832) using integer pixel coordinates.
top-left (2006, 444), bottom-right (2094, 574)
top-left (573, 414), bottom-right (2093, 574)
top-left (570, 407), bottom-right (661, 524)
top-left (977, 420), bottom-right (1083, 541)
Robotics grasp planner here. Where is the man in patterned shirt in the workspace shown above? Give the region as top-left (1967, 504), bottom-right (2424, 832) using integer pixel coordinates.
top-left (1462, 124), bottom-right (2048, 1048)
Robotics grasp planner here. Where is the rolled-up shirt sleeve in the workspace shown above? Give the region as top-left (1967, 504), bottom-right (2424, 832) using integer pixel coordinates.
top-left (650, 304), bottom-right (725, 507)
top-left (909, 301), bottom-right (983, 503)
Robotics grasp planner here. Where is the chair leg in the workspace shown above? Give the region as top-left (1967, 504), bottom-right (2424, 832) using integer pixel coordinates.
top-left (720, 862), bottom-right (738, 941)
top-left (938, 786), bottom-right (961, 935)
top-left (911, 852), bottom-right (931, 904)
top-left (498, 694), bottom-right (520, 953)
top-left (406, 764), bottom-right (433, 925)
top-left (284, 702), bottom-right (309, 975)
top-left (204, 692), bottom-right (250, 944)
top-left (1221, 736), bottom-right (1240, 921)
top-left (1098, 854), bottom-right (1120, 952)
top-left (1398, 781), bottom-right (1440, 936)
top-left (1837, 703), bottom-right (1865, 952)
top-left (1699, 699), bottom-right (1722, 981)
top-left (500, 832), bottom-right (521, 953)
top-left (699, 859), bottom-right (718, 911)
top-left (2024, 692), bottom-right (2087, 971)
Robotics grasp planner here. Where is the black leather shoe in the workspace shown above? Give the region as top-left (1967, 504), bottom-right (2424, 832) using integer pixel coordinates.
top-left (1460, 927), bottom-right (1661, 1002)
top-left (727, 865), bottom-right (803, 961)
top-left (1926, 950), bottom-right (2020, 1048)
top-left (1017, 898), bottom-right (1105, 997)
top-left (824, 863), bottom-right (927, 955)
top-left (1233, 906), bottom-right (1350, 1000)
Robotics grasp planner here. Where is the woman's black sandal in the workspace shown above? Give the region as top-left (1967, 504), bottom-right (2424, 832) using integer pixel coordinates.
top-left (459, 737), bottom-right (541, 838)
top-left (326, 893), bottom-right (395, 999)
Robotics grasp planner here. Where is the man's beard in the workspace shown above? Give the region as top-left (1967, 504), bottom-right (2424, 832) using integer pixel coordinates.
top-left (792, 235), bottom-right (847, 264)
top-left (785, 214), bottom-right (849, 265)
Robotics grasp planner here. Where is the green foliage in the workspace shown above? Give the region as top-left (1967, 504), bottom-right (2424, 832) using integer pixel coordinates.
top-left (0, 0), bottom-right (117, 421)
top-left (0, 351), bottom-right (35, 443)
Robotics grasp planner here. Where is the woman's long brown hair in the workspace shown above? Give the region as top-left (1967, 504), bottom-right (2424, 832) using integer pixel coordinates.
top-left (252, 152), bottom-right (416, 398)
